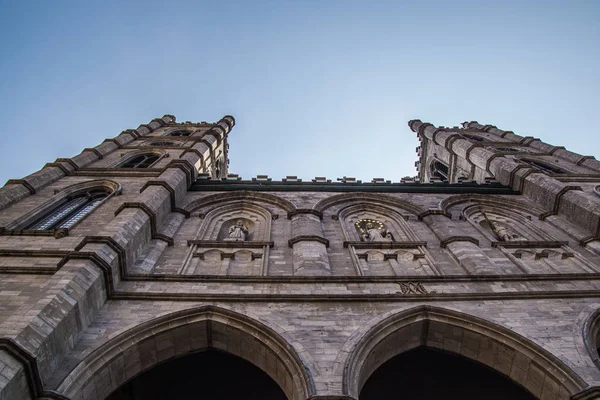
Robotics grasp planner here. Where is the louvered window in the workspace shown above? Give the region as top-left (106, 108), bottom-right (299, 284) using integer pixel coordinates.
top-left (120, 154), bottom-right (159, 168)
top-left (27, 190), bottom-right (108, 230)
top-left (431, 161), bottom-right (449, 181)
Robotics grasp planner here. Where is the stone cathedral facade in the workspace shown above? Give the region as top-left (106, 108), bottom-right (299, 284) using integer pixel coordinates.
top-left (1, 115), bottom-right (600, 399)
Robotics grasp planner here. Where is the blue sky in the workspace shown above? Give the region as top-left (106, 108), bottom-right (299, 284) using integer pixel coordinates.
top-left (0, 1), bottom-right (598, 184)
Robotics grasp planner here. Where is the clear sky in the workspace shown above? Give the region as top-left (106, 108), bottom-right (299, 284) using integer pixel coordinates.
top-left (0, 1), bottom-right (598, 184)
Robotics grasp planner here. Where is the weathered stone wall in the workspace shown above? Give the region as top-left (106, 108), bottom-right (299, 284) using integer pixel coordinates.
top-left (1, 116), bottom-right (600, 400)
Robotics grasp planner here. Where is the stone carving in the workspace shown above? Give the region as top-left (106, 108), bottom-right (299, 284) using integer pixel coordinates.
top-left (224, 219), bottom-right (249, 241)
top-left (397, 281), bottom-right (429, 294)
top-left (489, 221), bottom-right (526, 242)
top-left (481, 211), bottom-right (526, 242)
top-left (356, 219), bottom-right (393, 242)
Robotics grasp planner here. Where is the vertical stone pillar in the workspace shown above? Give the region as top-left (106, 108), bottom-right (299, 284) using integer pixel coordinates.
top-left (421, 212), bottom-right (497, 274)
top-left (288, 210), bottom-right (331, 276)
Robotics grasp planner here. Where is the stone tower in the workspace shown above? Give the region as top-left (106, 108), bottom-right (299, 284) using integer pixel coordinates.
top-left (1, 115), bottom-right (600, 400)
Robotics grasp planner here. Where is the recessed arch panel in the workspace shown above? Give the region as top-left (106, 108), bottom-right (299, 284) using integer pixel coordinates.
top-left (313, 193), bottom-right (425, 216)
top-left (185, 191), bottom-right (297, 215)
top-left (341, 305), bottom-right (586, 399)
top-left (56, 306), bottom-right (315, 400)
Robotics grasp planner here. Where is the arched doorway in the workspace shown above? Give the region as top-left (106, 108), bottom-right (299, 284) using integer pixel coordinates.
top-left (360, 347), bottom-right (534, 399)
top-left (107, 349), bottom-right (287, 400)
top-left (56, 306), bottom-right (314, 400)
top-left (341, 306), bottom-right (586, 399)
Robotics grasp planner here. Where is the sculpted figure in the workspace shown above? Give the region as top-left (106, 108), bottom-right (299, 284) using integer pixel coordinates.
top-left (362, 222), bottom-right (391, 242)
top-left (225, 219), bottom-right (249, 241)
top-left (490, 221), bottom-right (525, 242)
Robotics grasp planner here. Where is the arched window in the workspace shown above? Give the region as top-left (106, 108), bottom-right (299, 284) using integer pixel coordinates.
top-left (27, 189), bottom-right (109, 230)
top-left (430, 160), bottom-right (449, 181)
top-left (521, 159), bottom-right (567, 174)
top-left (119, 154), bottom-right (159, 168)
top-left (166, 130), bottom-right (192, 137)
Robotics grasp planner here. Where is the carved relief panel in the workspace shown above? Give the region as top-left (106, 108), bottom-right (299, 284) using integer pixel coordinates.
top-left (339, 205), bottom-right (436, 276)
top-left (180, 204), bottom-right (272, 276)
top-left (465, 206), bottom-right (594, 274)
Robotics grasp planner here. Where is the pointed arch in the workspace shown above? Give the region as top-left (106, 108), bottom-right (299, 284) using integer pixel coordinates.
top-left (195, 200), bottom-right (273, 241)
top-left (56, 306), bottom-right (315, 400)
top-left (583, 309), bottom-right (600, 371)
top-left (185, 191), bottom-right (297, 214)
top-left (112, 149), bottom-right (166, 168)
top-left (337, 202), bottom-right (420, 242)
top-left (439, 194), bottom-right (545, 217)
top-left (313, 193), bottom-right (426, 216)
top-left (5, 179), bottom-right (122, 231)
top-left (462, 203), bottom-right (555, 242)
top-left (340, 305), bottom-right (586, 399)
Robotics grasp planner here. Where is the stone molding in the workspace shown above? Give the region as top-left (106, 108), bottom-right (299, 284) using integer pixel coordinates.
top-left (187, 240), bottom-right (274, 248)
top-left (340, 305), bottom-right (587, 399)
top-left (55, 306), bottom-right (314, 400)
top-left (0, 339), bottom-right (69, 400)
top-left (288, 235), bottom-right (330, 248)
top-left (572, 387), bottom-right (600, 400)
top-left (539, 185), bottom-right (584, 220)
top-left (185, 191), bottom-right (297, 214)
top-left (288, 209), bottom-right (324, 220)
top-left (113, 202), bottom-right (174, 245)
top-left (139, 180), bottom-right (190, 217)
top-left (343, 241), bottom-right (427, 249)
top-left (439, 236), bottom-right (480, 247)
top-left (491, 240), bottom-right (568, 248)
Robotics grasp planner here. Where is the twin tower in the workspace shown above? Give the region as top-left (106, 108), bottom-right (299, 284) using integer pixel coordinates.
top-left (0, 115), bottom-right (600, 399)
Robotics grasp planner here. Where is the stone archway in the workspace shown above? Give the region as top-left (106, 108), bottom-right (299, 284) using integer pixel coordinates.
top-left (105, 349), bottom-right (287, 400)
top-left (341, 305), bottom-right (587, 399)
top-left (55, 306), bottom-right (314, 400)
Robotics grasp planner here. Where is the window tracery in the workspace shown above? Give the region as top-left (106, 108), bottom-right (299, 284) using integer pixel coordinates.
top-left (118, 153), bottom-right (159, 168)
top-left (27, 189), bottom-right (109, 230)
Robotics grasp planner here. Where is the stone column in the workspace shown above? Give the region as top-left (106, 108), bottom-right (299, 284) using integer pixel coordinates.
top-left (289, 210), bottom-right (331, 276)
top-left (421, 213), bottom-right (497, 275)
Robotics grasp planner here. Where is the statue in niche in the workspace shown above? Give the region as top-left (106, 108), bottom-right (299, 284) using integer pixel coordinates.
top-left (489, 220), bottom-right (526, 242)
top-left (224, 219), bottom-right (249, 241)
top-left (356, 219), bottom-right (393, 242)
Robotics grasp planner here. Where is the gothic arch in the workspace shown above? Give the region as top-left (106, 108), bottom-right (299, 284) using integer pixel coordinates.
top-left (55, 306), bottom-right (315, 400)
top-left (337, 202), bottom-right (419, 242)
top-left (462, 203), bottom-right (554, 242)
top-left (313, 193), bottom-right (425, 216)
top-left (195, 200), bottom-right (272, 241)
top-left (111, 149), bottom-right (167, 168)
top-left (583, 308), bottom-right (600, 370)
top-left (340, 305), bottom-right (586, 399)
top-left (439, 194), bottom-right (545, 217)
top-left (4, 179), bottom-right (122, 231)
top-left (185, 191), bottom-right (297, 215)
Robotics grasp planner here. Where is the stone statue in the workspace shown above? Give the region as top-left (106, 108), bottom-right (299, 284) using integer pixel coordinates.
top-left (361, 222), bottom-right (391, 242)
top-left (490, 221), bottom-right (526, 242)
top-left (225, 219), bottom-right (249, 241)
